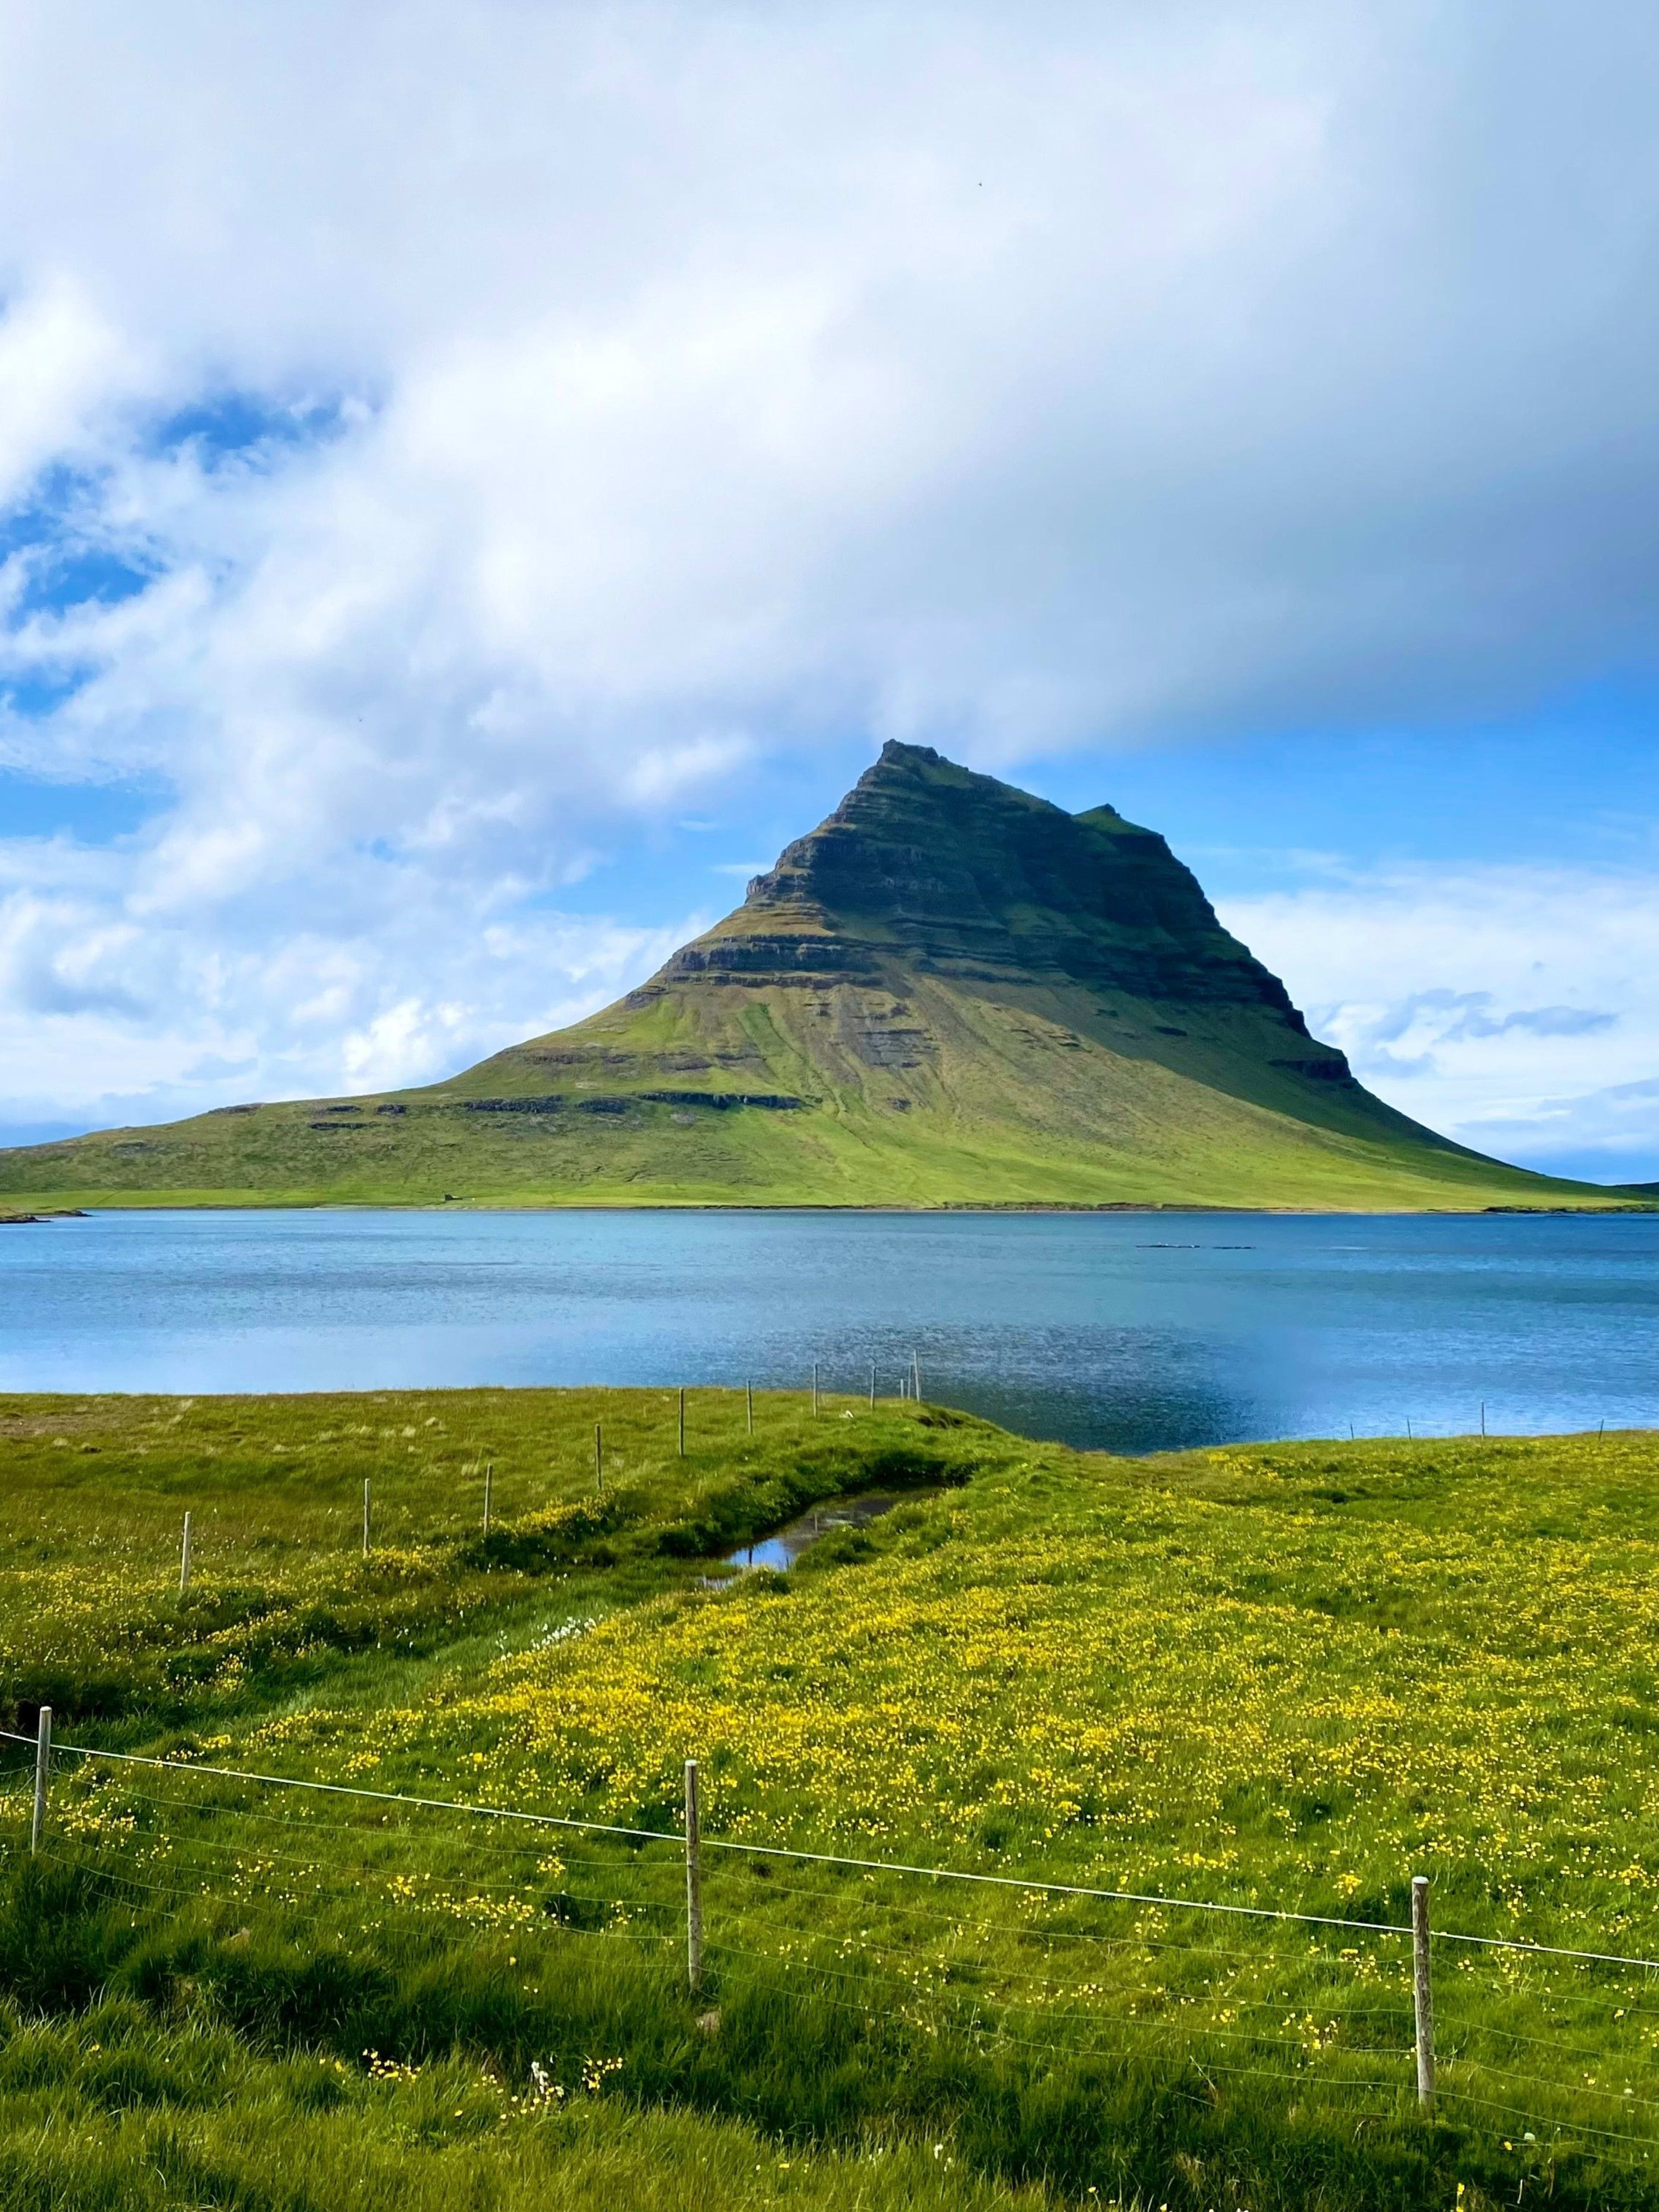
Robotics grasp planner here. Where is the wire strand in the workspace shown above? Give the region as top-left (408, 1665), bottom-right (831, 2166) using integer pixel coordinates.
top-left (13, 1726), bottom-right (1659, 1972)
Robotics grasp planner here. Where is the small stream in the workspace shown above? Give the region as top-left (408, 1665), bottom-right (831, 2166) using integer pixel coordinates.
top-left (721, 1489), bottom-right (935, 1572)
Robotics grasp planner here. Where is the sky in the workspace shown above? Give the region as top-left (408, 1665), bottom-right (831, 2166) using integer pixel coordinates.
top-left (2, 2), bottom-right (1658, 1180)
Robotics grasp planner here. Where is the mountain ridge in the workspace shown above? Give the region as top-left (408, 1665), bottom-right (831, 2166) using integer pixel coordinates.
top-left (0, 742), bottom-right (1629, 1211)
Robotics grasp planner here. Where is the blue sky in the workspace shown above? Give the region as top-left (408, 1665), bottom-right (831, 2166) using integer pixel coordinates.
top-left (3, 3), bottom-right (1659, 1179)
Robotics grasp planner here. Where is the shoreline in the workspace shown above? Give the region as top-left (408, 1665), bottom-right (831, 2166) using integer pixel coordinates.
top-left (0, 1196), bottom-right (1652, 1219)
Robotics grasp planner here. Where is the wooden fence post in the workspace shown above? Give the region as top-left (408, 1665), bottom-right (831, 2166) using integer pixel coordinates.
top-left (30, 1706), bottom-right (51, 1856)
top-left (678, 1387), bottom-right (686, 1459)
top-left (179, 1511), bottom-right (193, 1593)
top-left (594, 1423), bottom-right (604, 1494)
top-left (912, 1350), bottom-right (922, 1401)
top-left (869, 1360), bottom-right (876, 1410)
top-left (812, 1363), bottom-right (820, 1417)
top-left (746, 1381), bottom-right (753, 1437)
top-left (684, 1758), bottom-right (704, 1994)
top-left (1412, 1874), bottom-right (1434, 2112)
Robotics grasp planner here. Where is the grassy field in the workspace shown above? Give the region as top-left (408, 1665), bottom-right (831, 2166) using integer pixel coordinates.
top-left (5, 1392), bottom-right (1659, 2208)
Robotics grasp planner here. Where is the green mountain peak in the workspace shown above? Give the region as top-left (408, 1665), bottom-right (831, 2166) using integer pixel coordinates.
top-left (668, 737), bottom-right (1314, 1019)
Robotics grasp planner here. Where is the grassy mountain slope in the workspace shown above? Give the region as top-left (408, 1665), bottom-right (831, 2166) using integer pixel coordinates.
top-left (0, 743), bottom-right (1624, 1210)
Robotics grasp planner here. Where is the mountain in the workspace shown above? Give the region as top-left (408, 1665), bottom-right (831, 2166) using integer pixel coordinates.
top-left (0, 743), bottom-right (1623, 1211)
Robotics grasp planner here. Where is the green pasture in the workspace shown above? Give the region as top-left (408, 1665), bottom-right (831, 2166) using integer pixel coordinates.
top-left (0, 1387), bottom-right (965, 1734)
top-left (5, 1392), bottom-right (1659, 2208)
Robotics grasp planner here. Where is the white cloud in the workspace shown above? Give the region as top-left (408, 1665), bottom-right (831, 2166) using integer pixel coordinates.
top-left (0, 278), bottom-right (129, 508)
top-left (0, 3), bottom-right (1656, 1132)
top-left (1219, 868), bottom-right (1659, 1179)
top-left (0, 825), bottom-right (701, 1131)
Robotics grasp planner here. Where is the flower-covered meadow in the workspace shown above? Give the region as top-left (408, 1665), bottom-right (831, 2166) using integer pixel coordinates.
top-left (274, 1429), bottom-right (1659, 1949)
top-left (8, 1392), bottom-right (1659, 2207)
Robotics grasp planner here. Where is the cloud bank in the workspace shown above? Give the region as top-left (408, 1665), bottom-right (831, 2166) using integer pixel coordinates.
top-left (1, 3), bottom-right (1657, 1152)
top-left (1220, 868), bottom-right (1659, 1180)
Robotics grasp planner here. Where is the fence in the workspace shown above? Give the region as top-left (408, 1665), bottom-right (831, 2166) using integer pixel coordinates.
top-left (8, 1715), bottom-right (1659, 2165)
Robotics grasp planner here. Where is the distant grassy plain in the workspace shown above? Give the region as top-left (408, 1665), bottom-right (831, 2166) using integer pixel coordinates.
top-left (6, 1391), bottom-right (1659, 2208)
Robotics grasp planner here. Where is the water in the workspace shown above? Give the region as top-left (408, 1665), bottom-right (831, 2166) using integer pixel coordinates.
top-left (1, 1208), bottom-right (1656, 1453)
top-left (723, 1491), bottom-right (927, 1573)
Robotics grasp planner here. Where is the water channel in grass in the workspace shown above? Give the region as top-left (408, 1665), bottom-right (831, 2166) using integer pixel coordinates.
top-left (3, 1206), bottom-right (1658, 1452)
top-left (721, 1491), bottom-right (930, 1573)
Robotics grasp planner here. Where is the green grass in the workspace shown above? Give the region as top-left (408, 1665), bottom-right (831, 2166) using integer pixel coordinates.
top-left (0, 1388), bottom-right (974, 1735)
top-left (6, 1393), bottom-right (1659, 2207)
top-left (0, 1998), bottom-right (1041, 2212)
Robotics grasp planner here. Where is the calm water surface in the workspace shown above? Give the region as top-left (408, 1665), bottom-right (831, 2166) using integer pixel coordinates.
top-left (1, 1208), bottom-right (1656, 1452)
top-left (724, 1491), bottom-right (926, 1573)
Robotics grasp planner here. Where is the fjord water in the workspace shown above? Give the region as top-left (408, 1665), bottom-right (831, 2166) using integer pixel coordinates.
top-left (2, 1208), bottom-right (1656, 1451)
